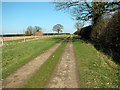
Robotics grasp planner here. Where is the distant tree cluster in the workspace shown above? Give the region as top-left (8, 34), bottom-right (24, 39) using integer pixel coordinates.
top-left (25, 26), bottom-right (42, 35)
top-left (25, 24), bottom-right (64, 35)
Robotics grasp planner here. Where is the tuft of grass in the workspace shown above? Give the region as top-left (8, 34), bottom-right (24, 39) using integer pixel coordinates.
top-left (2, 35), bottom-right (66, 78)
top-left (23, 38), bottom-right (68, 88)
top-left (73, 36), bottom-right (119, 88)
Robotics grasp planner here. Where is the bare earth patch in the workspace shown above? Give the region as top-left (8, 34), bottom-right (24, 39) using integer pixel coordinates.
top-left (3, 36), bottom-right (37, 41)
top-left (45, 36), bottom-right (79, 88)
top-left (2, 35), bottom-right (62, 46)
top-left (2, 38), bottom-right (67, 88)
top-left (3, 35), bottom-right (58, 41)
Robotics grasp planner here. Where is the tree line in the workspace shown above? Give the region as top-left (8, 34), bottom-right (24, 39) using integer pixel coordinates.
top-left (25, 24), bottom-right (64, 35)
top-left (25, 26), bottom-right (42, 35)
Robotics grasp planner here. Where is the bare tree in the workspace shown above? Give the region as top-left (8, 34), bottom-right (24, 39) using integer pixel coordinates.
top-left (25, 26), bottom-right (33, 36)
top-left (54, 0), bottom-right (120, 25)
top-left (53, 24), bottom-right (63, 34)
top-left (74, 22), bottom-right (84, 30)
top-left (34, 26), bottom-right (42, 33)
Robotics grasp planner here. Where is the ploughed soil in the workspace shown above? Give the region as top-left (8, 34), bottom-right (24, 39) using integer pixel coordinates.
top-left (2, 35), bottom-right (62, 46)
top-left (45, 36), bottom-right (79, 88)
top-left (3, 35), bottom-right (59, 41)
top-left (3, 36), bottom-right (40, 41)
top-left (2, 37), bottom-right (67, 88)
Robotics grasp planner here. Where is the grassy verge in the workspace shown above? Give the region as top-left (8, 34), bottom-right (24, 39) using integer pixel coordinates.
top-left (23, 38), bottom-right (68, 88)
top-left (2, 35), bottom-right (66, 78)
top-left (73, 36), bottom-right (119, 88)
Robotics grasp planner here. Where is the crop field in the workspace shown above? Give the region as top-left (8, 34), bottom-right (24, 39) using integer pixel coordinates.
top-left (3, 35), bottom-right (59, 41)
top-left (2, 35), bottom-right (61, 46)
top-left (3, 36), bottom-right (38, 41)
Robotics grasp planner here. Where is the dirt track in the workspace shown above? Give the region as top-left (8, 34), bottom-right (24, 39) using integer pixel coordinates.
top-left (2, 37), bottom-right (67, 88)
top-left (2, 36), bottom-right (79, 88)
top-left (45, 36), bottom-right (79, 88)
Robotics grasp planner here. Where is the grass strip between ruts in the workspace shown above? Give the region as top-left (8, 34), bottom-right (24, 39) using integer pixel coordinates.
top-left (23, 38), bottom-right (68, 88)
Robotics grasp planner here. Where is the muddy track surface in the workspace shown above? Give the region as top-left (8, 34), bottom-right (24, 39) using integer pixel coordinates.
top-left (45, 36), bottom-right (79, 88)
top-left (2, 37), bottom-right (68, 88)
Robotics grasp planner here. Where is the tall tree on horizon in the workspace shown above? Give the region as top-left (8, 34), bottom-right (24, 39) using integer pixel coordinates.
top-left (53, 24), bottom-right (63, 34)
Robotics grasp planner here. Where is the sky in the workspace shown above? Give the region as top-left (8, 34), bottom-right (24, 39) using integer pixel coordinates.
top-left (2, 2), bottom-right (79, 34)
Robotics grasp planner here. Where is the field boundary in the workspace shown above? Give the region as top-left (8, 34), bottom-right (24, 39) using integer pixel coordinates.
top-left (2, 35), bottom-right (64, 47)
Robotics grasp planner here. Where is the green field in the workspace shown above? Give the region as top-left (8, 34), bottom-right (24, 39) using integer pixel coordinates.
top-left (23, 38), bottom-right (68, 88)
top-left (73, 36), bottom-right (119, 88)
top-left (2, 35), bottom-right (66, 78)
